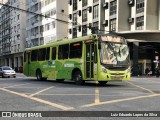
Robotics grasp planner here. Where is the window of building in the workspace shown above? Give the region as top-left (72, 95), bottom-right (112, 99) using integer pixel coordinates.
top-left (93, 22), bottom-right (99, 34)
top-left (110, 19), bottom-right (116, 32)
top-left (110, 0), bottom-right (117, 15)
top-left (73, 28), bottom-right (77, 38)
top-left (93, 0), bottom-right (99, 3)
top-left (58, 44), bottom-right (69, 59)
top-left (82, 9), bottom-right (87, 22)
top-left (82, 0), bottom-right (87, 7)
top-left (73, 0), bottom-right (77, 11)
top-left (82, 25), bottom-right (87, 36)
top-left (136, 0), bottom-right (144, 13)
top-left (52, 47), bottom-right (56, 60)
top-left (70, 42), bottom-right (82, 58)
top-left (136, 16), bottom-right (144, 30)
top-left (93, 5), bottom-right (99, 19)
top-left (51, 21), bottom-right (55, 29)
top-left (45, 23), bottom-right (50, 31)
top-left (73, 13), bottom-right (77, 26)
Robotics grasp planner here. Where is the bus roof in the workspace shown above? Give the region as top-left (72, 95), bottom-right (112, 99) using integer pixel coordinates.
top-left (25, 33), bottom-right (125, 51)
top-left (25, 34), bottom-right (98, 51)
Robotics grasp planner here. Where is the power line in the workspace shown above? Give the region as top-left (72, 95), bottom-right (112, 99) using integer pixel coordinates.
top-left (0, 2), bottom-right (70, 24)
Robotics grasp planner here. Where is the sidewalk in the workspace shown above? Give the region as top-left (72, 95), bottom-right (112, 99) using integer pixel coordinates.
top-left (16, 73), bottom-right (26, 77)
top-left (131, 75), bottom-right (160, 78)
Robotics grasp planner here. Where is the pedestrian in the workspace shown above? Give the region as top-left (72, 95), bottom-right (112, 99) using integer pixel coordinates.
top-left (145, 67), bottom-right (149, 76)
top-left (147, 67), bottom-right (152, 76)
top-left (155, 67), bottom-right (159, 78)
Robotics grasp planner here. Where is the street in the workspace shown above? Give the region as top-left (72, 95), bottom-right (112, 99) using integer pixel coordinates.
top-left (0, 74), bottom-right (160, 119)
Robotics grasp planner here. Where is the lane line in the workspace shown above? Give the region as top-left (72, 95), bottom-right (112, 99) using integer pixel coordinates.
top-left (126, 81), bottom-right (155, 94)
top-left (80, 94), bottom-right (160, 108)
top-left (29, 86), bottom-right (54, 97)
top-left (0, 88), bottom-right (74, 110)
top-left (95, 81), bottom-right (100, 103)
top-left (2, 83), bottom-right (30, 89)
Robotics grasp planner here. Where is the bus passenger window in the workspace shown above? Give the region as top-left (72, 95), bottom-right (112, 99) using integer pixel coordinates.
top-left (38, 48), bottom-right (46, 61)
top-left (58, 44), bottom-right (69, 59)
top-left (24, 51), bottom-right (26, 62)
top-left (46, 47), bottom-right (50, 60)
top-left (52, 47), bottom-right (56, 60)
top-left (31, 50), bottom-right (38, 61)
top-left (69, 42), bottom-right (82, 58)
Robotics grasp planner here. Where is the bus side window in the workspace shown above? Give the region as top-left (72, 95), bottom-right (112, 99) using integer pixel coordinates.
top-left (52, 47), bottom-right (56, 60)
top-left (70, 42), bottom-right (82, 58)
top-left (38, 48), bottom-right (46, 61)
top-left (94, 44), bottom-right (97, 63)
top-left (58, 44), bottom-right (69, 59)
top-left (24, 51), bottom-right (26, 62)
top-left (46, 47), bottom-right (50, 60)
top-left (31, 50), bottom-right (38, 61)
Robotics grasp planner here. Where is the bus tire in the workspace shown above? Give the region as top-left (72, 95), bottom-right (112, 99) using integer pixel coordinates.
top-left (56, 79), bottom-right (64, 82)
top-left (73, 71), bottom-right (85, 85)
top-left (36, 70), bottom-right (43, 80)
top-left (98, 81), bottom-right (108, 85)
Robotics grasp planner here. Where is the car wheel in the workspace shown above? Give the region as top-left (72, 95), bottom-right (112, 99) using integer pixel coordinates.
top-left (2, 74), bottom-right (4, 78)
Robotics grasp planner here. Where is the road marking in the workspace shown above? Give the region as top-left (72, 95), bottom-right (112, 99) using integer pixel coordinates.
top-left (95, 81), bottom-right (100, 103)
top-left (3, 83), bottom-right (30, 89)
top-left (0, 87), bottom-right (74, 110)
top-left (80, 94), bottom-right (160, 108)
top-left (126, 81), bottom-right (155, 94)
top-left (29, 86), bottom-right (54, 97)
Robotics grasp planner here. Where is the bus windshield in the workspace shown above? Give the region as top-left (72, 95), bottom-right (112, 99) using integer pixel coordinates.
top-left (100, 36), bottom-right (130, 65)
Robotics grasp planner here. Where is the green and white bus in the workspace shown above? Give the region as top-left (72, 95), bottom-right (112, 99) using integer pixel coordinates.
top-left (24, 34), bottom-right (130, 85)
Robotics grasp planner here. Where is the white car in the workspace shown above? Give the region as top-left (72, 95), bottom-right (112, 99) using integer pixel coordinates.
top-left (0, 66), bottom-right (16, 78)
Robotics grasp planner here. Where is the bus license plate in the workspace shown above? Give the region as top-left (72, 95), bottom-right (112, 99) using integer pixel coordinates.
top-left (114, 75), bottom-right (121, 80)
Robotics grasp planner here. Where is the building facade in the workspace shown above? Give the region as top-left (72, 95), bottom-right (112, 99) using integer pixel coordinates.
top-left (0, 0), bottom-right (26, 72)
top-left (68, 0), bottom-right (160, 75)
top-left (26, 0), bottom-right (68, 48)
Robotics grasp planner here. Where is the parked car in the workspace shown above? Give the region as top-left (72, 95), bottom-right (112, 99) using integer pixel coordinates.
top-left (0, 66), bottom-right (16, 78)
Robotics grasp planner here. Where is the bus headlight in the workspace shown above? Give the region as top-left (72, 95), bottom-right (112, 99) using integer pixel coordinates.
top-left (127, 66), bottom-right (131, 73)
top-left (101, 66), bottom-right (107, 73)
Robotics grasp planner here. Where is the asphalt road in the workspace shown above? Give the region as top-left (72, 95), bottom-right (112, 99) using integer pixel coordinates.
top-left (0, 74), bottom-right (160, 119)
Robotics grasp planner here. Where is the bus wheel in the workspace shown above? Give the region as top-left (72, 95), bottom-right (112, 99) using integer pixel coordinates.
top-left (73, 71), bottom-right (85, 85)
top-left (56, 79), bottom-right (64, 82)
top-left (36, 70), bottom-right (42, 80)
top-left (98, 81), bottom-right (108, 85)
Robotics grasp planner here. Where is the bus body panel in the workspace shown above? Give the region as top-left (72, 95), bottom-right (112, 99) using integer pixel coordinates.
top-left (23, 34), bottom-right (131, 82)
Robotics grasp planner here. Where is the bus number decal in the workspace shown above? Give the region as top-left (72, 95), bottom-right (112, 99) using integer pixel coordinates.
top-left (64, 64), bottom-right (74, 68)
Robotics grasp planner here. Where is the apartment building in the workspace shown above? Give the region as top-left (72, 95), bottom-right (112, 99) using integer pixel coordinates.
top-left (68, 0), bottom-right (160, 75)
top-left (0, 0), bottom-right (26, 72)
top-left (26, 0), bottom-right (68, 48)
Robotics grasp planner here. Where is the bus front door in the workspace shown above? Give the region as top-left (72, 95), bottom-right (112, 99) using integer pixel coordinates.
top-left (86, 43), bottom-right (97, 80)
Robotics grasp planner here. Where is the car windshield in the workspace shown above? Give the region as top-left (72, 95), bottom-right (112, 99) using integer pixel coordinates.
top-left (3, 67), bottom-right (12, 70)
top-left (100, 36), bottom-right (130, 65)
